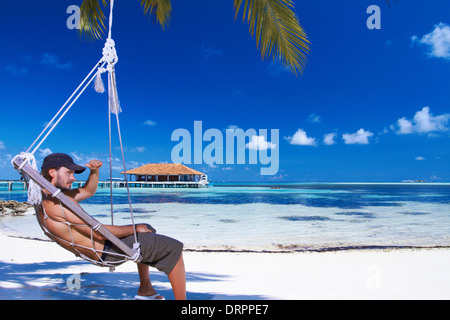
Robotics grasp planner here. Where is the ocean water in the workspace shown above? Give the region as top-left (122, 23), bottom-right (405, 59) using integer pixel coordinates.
top-left (1, 183), bottom-right (450, 251)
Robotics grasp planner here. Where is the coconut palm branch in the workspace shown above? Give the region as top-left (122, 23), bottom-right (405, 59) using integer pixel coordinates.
top-left (233, 0), bottom-right (309, 75)
top-left (80, 0), bottom-right (171, 41)
top-left (140, 0), bottom-right (172, 30)
top-left (79, 0), bottom-right (309, 75)
top-left (79, 0), bottom-right (107, 41)
top-left (79, 0), bottom-right (396, 75)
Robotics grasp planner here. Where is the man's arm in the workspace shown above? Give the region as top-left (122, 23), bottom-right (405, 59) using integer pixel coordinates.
top-left (83, 222), bottom-right (154, 241)
top-left (56, 202), bottom-right (153, 241)
top-left (103, 224), bottom-right (154, 239)
top-left (65, 160), bottom-right (103, 202)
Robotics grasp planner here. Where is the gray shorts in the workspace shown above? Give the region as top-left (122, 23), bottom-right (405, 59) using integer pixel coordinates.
top-left (102, 233), bottom-right (183, 275)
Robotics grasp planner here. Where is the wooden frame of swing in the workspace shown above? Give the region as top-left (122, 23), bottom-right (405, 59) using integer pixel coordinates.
top-left (12, 156), bottom-right (143, 264)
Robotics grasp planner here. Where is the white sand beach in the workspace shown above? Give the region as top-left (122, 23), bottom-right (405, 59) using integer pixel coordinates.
top-left (1, 231), bottom-right (450, 300)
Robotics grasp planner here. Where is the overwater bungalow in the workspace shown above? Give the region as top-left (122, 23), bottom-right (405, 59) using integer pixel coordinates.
top-left (121, 163), bottom-right (208, 187)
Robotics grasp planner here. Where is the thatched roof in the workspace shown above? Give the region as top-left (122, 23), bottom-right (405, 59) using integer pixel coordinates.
top-left (122, 163), bottom-right (205, 176)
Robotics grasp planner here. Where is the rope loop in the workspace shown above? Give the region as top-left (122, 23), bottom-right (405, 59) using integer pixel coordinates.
top-left (101, 37), bottom-right (118, 73)
top-left (131, 242), bottom-right (141, 262)
top-left (11, 152), bottom-right (42, 205)
top-left (52, 188), bottom-right (62, 198)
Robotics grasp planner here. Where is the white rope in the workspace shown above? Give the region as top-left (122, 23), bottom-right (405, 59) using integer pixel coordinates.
top-left (25, 0), bottom-right (117, 156)
top-left (98, 0), bottom-right (139, 246)
top-left (39, 202), bottom-right (130, 267)
top-left (103, 39), bottom-right (119, 73)
top-left (114, 111), bottom-right (139, 244)
top-left (13, 0), bottom-right (141, 268)
top-left (26, 59), bottom-right (104, 155)
top-left (28, 62), bottom-right (106, 157)
top-left (131, 242), bottom-right (141, 262)
top-left (14, 59), bottom-right (106, 206)
top-left (108, 0), bottom-right (115, 40)
top-left (11, 152), bottom-right (42, 205)
top-left (108, 106), bottom-right (114, 225)
top-left (52, 188), bottom-right (62, 198)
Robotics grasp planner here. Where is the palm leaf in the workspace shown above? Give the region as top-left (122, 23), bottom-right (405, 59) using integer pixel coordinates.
top-left (233, 0), bottom-right (310, 76)
top-left (79, 0), bottom-right (108, 41)
top-left (79, 0), bottom-right (172, 40)
top-left (385, 0), bottom-right (398, 6)
top-left (140, 0), bottom-right (172, 30)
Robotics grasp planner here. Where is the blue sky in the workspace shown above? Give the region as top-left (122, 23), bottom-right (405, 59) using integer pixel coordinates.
top-left (1, 0), bottom-right (450, 182)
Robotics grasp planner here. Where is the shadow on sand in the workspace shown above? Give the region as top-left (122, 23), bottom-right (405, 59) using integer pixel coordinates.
top-left (0, 260), bottom-right (266, 300)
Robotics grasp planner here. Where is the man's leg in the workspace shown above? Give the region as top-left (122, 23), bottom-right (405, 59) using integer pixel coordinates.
top-left (168, 253), bottom-right (186, 300)
top-left (137, 263), bottom-right (164, 299)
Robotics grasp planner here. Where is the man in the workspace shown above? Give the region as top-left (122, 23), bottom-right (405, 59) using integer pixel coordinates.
top-left (39, 153), bottom-right (186, 300)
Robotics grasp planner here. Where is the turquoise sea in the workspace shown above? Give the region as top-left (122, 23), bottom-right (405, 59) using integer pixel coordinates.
top-left (1, 183), bottom-right (450, 251)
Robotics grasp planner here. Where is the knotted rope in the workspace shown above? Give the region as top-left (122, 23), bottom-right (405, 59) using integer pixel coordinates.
top-left (11, 153), bottom-right (42, 205)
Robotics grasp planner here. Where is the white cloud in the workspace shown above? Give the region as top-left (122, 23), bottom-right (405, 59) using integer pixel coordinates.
top-left (6, 53), bottom-right (71, 77)
top-left (412, 23), bottom-right (450, 59)
top-left (5, 64), bottom-right (28, 76)
top-left (269, 174), bottom-right (286, 180)
top-left (414, 106), bottom-right (449, 133)
top-left (38, 148), bottom-right (53, 157)
top-left (132, 147), bottom-right (146, 153)
top-left (246, 135), bottom-right (277, 150)
top-left (0, 154), bottom-right (12, 168)
top-left (266, 60), bottom-right (290, 75)
top-left (40, 53), bottom-right (72, 69)
top-left (69, 152), bottom-right (96, 166)
top-left (415, 156), bottom-right (426, 161)
top-left (393, 107), bottom-right (450, 135)
top-left (143, 120), bottom-right (157, 126)
top-left (200, 42), bottom-right (222, 58)
top-left (0, 140), bottom-right (5, 150)
top-left (286, 129), bottom-right (317, 146)
top-left (128, 160), bottom-right (144, 168)
top-left (308, 114), bottom-right (321, 123)
top-left (323, 133), bottom-right (336, 145)
top-left (395, 117), bottom-right (414, 134)
top-left (342, 129), bottom-right (373, 145)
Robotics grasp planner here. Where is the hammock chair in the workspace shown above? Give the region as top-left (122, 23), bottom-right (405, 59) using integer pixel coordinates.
top-left (11, 0), bottom-right (143, 269)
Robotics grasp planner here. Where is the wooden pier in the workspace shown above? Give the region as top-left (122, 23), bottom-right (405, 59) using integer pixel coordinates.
top-left (75, 181), bottom-right (209, 189)
top-left (1, 180), bottom-right (209, 191)
top-left (0, 180), bottom-right (28, 191)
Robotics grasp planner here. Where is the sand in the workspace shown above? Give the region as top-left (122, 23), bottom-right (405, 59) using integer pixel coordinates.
top-left (1, 232), bottom-right (450, 300)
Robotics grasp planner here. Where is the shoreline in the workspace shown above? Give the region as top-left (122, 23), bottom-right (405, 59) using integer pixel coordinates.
top-left (7, 233), bottom-right (450, 254)
top-left (185, 244), bottom-right (450, 254)
top-left (1, 232), bottom-right (450, 300)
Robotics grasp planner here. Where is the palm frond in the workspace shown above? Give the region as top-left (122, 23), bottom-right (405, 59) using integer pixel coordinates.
top-left (140, 0), bottom-right (172, 30)
top-left (79, 0), bottom-right (172, 41)
top-left (385, 0), bottom-right (398, 7)
top-left (234, 0), bottom-right (310, 76)
top-left (79, 0), bottom-right (108, 41)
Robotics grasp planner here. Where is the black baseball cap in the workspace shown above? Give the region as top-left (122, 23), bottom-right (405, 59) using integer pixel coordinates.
top-left (41, 153), bottom-right (86, 174)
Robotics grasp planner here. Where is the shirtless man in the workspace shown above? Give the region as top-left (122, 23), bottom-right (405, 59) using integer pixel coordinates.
top-left (38, 153), bottom-right (186, 300)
